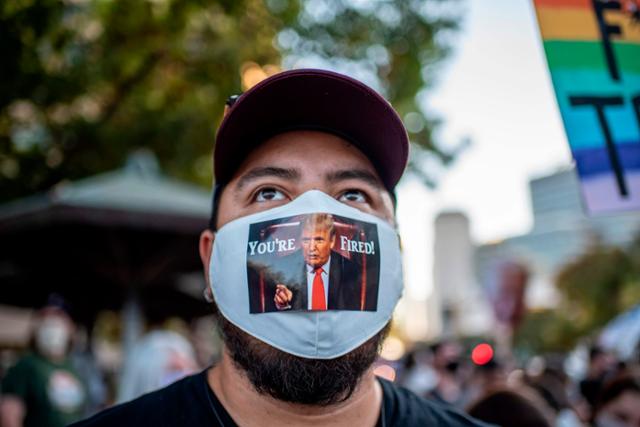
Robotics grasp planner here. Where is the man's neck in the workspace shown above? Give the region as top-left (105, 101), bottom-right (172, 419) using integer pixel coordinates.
top-left (208, 351), bottom-right (383, 427)
top-left (307, 258), bottom-right (331, 274)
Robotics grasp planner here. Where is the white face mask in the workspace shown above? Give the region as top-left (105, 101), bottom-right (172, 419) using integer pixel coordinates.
top-left (210, 190), bottom-right (403, 359)
top-left (36, 318), bottom-right (70, 359)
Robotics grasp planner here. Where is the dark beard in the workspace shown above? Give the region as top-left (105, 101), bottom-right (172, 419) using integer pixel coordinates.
top-left (212, 303), bottom-right (389, 406)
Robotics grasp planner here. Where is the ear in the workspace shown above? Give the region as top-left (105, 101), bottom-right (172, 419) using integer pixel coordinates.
top-left (330, 234), bottom-right (336, 249)
top-left (199, 229), bottom-right (216, 284)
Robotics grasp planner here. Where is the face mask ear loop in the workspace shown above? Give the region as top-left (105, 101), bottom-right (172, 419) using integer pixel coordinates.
top-left (203, 287), bottom-right (214, 303)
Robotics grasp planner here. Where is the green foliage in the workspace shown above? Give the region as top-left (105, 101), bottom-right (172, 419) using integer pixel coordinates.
top-left (277, 0), bottom-right (462, 185)
top-left (514, 242), bottom-right (640, 353)
top-left (515, 309), bottom-right (581, 355)
top-left (556, 246), bottom-right (634, 328)
top-left (0, 0), bottom-right (283, 200)
top-left (0, 0), bottom-right (461, 201)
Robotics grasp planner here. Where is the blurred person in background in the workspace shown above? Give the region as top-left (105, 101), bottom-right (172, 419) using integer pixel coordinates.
top-left (68, 326), bottom-right (108, 417)
top-left (464, 358), bottom-right (507, 409)
top-left (400, 345), bottom-right (438, 397)
top-left (0, 294), bottom-right (87, 427)
top-left (116, 328), bottom-right (197, 403)
top-left (592, 374), bottom-right (640, 427)
top-left (467, 388), bottom-right (554, 427)
top-left (525, 355), bottom-right (585, 427)
top-left (427, 340), bottom-right (468, 408)
top-left (581, 346), bottom-right (617, 419)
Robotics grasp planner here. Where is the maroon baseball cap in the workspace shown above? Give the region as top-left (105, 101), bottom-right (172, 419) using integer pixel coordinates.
top-left (214, 69), bottom-right (409, 192)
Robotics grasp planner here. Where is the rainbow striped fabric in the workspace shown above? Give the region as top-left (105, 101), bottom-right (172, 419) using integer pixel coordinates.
top-left (533, 0), bottom-right (640, 214)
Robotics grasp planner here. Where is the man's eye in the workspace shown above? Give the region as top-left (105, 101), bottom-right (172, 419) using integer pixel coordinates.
top-left (255, 188), bottom-right (285, 202)
top-left (338, 190), bottom-right (367, 203)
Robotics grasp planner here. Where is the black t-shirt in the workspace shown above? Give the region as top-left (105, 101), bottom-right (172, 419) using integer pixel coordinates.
top-left (70, 369), bottom-right (491, 427)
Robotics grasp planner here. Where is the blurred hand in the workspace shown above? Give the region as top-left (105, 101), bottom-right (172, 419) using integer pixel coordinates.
top-left (274, 284), bottom-right (292, 310)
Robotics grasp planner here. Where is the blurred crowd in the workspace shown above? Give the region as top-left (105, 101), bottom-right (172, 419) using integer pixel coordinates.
top-left (394, 340), bottom-right (640, 427)
top-left (1, 296), bottom-right (639, 427)
top-left (0, 296), bottom-right (219, 427)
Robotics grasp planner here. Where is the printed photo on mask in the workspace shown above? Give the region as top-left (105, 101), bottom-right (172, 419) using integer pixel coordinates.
top-left (246, 212), bottom-right (380, 314)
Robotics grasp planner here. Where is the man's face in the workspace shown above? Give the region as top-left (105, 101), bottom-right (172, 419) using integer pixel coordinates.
top-left (203, 130), bottom-right (395, 405)
top-left (35, 309), bottom-right (73, 360)
top-left (215, 130), bottom-right (395, 227)
top-left (301, 226), bottom-right (334, 268)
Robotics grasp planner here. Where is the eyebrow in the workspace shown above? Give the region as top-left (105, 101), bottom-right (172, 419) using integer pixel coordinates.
top-left (325, 169), bottom-right (383, 189)
top-left (235, 166), bottom-right (301, 192)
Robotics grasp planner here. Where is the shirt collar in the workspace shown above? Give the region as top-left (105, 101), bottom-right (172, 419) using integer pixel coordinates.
top-left (306, 256), bottom-right (331, 274)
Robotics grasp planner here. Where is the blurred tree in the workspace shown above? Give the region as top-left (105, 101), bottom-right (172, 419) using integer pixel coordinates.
top-left (0, 0), bottom-right (461, 201)
top-left (275, 0), bottom-right (464, 185)
top-left (515, 242), bottom-right (640, 353)
top-left (556, 245), bottom-right (634, 330)
top-left (515, 309), bottom-right (581, 355)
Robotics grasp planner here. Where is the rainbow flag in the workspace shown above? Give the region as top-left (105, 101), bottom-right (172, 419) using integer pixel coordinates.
top-left (532, 0), bottom-right (640, 214)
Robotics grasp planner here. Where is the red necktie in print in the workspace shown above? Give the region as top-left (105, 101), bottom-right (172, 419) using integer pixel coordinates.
top-left (312, 267), bottom-right (327, 310)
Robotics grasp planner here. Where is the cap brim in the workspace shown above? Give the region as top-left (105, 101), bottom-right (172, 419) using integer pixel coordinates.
top-left (214, 69), bottom-right (408, 191)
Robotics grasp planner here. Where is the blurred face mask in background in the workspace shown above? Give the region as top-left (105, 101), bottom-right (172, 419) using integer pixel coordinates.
top-left (445, 360), bottom-right (460, 374)
top-left (36, 317), bottom-right (71, 359)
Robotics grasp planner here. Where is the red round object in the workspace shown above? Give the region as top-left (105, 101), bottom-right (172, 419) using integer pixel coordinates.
top-left (472, 343), bottom-right (494, 365)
